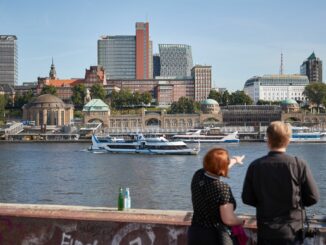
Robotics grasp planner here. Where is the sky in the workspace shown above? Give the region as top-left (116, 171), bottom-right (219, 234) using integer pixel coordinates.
top-left (1, 0), bottom-right (325, 91)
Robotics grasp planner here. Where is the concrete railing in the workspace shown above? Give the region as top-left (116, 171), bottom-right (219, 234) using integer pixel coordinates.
top-left (0, 203), bottom-right (325, 244)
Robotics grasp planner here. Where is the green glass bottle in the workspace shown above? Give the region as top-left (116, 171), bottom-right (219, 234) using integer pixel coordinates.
top-left (118, 187), bottom-right (124, 211)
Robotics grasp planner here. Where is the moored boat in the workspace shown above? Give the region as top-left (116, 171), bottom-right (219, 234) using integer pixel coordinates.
top-left (264, 126), bottom-right (326, 143)
top-left (172, 128), bottom-right (240, 143)
top-left (291, 126), bottom-right (326, 142)
top-left (90, 133), bottom-right (200, 155)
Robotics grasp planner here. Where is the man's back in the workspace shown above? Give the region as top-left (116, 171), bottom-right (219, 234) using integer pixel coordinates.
top-left (242, 151), bottom-right (319, 239)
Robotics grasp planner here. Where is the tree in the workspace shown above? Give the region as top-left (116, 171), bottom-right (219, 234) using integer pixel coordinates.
top-left (71, 84), bottom-right (87, 108)
top-left (41, 85), bottom-right (57, 95)
top-left (208, 90), bottom-right (223, 104)
top-left (110, 89), bottom-right (133, 109)
top-left (256, 100), bottom-right (280, 105)
top-left (170, 97), bottom-right (198, 114)
top-left (229, 90), bottom-right (253, 105)
top-left (110, 89), bottom-right (152, 109)
top-left (90, 84), bottom-right (106, 100)
top-left (141, 92), bottom-right (152, 105)
top-left (221, 90), bottom-right (230, 106)
top-left (109, 90), bottom-right (119, 109)
top-left (132, 91), bottom-right (142, 106)
top-left (14, 90), bottom-right (35, 108)
top-left (4, 94), bottom-right (14, 108)
top-left (303, 83), bottom-right (326, 113)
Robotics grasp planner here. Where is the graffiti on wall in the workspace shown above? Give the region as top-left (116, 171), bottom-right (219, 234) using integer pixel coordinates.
top-left (0, 217), bottom-right (187, 244)
top-left (61, 232), bottom-right (98, 245)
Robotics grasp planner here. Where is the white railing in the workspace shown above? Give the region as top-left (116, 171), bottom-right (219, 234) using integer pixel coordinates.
top-left (4, 122), bottom-right (24, 135)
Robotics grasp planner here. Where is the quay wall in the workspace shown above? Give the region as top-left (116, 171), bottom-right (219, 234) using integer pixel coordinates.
top-left (0, 203), bottom-right (326, 244)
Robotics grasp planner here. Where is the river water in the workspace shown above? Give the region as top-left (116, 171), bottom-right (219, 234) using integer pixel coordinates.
top-left (0, 142), bottom-right (325, 215)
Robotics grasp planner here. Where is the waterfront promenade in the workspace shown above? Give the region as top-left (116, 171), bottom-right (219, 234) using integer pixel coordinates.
top-left (0, 203), bottom-right (325, 244)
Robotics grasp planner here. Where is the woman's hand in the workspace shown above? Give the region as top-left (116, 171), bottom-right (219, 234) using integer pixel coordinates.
top-left (233, 155), bottom-right (245, 165)
top-left (229, 155), bottom-right (245, 169)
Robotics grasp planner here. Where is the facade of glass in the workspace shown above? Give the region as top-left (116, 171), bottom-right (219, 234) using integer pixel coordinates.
top-left (153, 54), bottom-right (160, 78)
top-left (158, 44), bottom-right (193, 78)
top-left (244, 74), bottom-right (309, 103)
top-left (97, 35), bottom-right (136, 79)
top-left (0, 35), bottom-right (18, 86)
top-left (300, 52), bottom-right (323, 83)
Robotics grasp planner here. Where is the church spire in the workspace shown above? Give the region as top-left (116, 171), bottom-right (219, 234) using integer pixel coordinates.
top-left (49, 57), bottom-right (57, 79)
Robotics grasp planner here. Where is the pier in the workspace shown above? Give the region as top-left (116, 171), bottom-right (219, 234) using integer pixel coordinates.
top-left (0, 203), bottom-right (325, 244)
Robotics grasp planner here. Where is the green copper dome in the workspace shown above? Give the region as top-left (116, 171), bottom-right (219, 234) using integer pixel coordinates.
top-left (83, 99), bottom-right (109, 112)
top-left (201, 99), bottom-right (219, 105)
top-left (281, 98), bottom-right (298, 105)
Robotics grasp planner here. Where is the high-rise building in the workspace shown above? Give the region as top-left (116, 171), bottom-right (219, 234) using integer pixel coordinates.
top-left (0, 35), bottom-right (18, 86)
top-left (300, 52), bottom-right (323, 83)
top-left (98, 35), bottom-right (136, 79)
top-left (136, 22), bottom-right (152, 79)
top-left (153, 54), bottom-right (160, 78)
top-left (97, 22), bottom-right (152, 80)
top-left (158, 44), bottom-right (193, 78)
top-left (191, 65), bottom-right (212, 101)
top-left (148, 40), bottom-right (153, 79)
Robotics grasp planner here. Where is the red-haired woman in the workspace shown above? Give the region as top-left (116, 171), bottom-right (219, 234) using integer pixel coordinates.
top-left (188, 148), bottom-right (245, 245)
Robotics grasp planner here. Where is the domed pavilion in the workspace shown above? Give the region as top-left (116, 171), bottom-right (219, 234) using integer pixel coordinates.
top-left (281, 98), bottom-right (300, 113)
top-left (22, 94), bottom-right (74, 126)
top-left (200, 99), bottom-right (220, 114)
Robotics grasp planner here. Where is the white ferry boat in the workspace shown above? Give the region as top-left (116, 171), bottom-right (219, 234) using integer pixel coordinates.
top-left (90, 133), bottom-right (200, 155)
top-left (291, 126), bottom-right (326, 142)
top-left (172, 128), bottom-right (240, 143)
top-left (263, 126), bottom-right (326, 143)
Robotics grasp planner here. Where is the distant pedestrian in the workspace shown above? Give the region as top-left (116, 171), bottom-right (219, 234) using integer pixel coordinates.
top-left (242, 121), bottom-right (319, 245)
top-left (188, 147), bottom-right (245, 245)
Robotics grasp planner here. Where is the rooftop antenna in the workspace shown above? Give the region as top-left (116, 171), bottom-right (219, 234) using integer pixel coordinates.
top-left (279, 52), bottom-right (284, 75)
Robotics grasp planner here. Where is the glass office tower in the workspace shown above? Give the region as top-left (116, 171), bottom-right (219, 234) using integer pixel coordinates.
top-left (159, 44), bottom-right (193, 78)
top-left (98, 35), bottom-right (136, 79)
top-left (0, 35), bottom-right (18, 85)
top-left (300, 52), bottom-right (323, 83)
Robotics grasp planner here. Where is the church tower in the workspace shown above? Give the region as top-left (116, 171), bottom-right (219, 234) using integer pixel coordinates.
top-left (49, 57), bottom-right (57, 80)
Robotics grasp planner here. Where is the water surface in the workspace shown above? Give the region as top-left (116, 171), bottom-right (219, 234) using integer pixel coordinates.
top-left (0, 142), bottom-right (324, 215)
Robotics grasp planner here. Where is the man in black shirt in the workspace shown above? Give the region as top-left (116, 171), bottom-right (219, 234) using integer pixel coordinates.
top-left (242, 121), bottom-right (319, 245)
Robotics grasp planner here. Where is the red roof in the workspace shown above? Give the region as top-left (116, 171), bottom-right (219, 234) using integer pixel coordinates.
top-left (48, 79), bottom-right (83, 87)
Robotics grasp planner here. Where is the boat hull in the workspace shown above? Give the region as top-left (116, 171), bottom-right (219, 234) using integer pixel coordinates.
top-left (176, 139), bottom-right (240, 143)
top-left (105, 147), bottom-right (199, 155)
top-left (90, 134), bottom-right (199, 155)
top-left (172, 131), bottom-right (240, 143)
